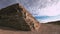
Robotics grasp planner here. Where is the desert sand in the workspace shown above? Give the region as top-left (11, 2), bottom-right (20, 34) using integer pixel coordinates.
top-left (0, 23), bottom-right (60, 34)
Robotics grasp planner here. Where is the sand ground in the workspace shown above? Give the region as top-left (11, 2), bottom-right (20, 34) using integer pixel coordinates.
top-left (0, 23), bottom-right (60, 34)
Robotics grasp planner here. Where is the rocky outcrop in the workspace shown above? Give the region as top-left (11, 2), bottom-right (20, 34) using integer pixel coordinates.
top-left (0, 3), bottom-right (40, 31)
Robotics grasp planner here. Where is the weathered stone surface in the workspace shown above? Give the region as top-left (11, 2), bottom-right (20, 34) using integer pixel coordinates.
top-left (0, 3), bottom-right (40, 31)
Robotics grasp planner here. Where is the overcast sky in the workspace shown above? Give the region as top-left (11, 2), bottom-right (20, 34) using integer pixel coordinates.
top-left (19, 0), bottom-right (60, 23)
top-left (0, 0), bottom-right (60, 23)
top-left (0, 0), bottom-right (18, 9)
top-left (19, 0), bottom-right (60, 16)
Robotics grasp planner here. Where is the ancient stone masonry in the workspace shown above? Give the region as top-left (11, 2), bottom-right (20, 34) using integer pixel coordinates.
top-left (0, 3), bottom-right (40, 31)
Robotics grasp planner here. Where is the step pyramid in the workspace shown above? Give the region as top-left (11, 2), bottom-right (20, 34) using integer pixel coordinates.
top-left (0, 3), bottom-right (40, 31)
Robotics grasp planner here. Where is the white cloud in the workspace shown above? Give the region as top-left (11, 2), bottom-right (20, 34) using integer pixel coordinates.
top-left (38, 1), bottom-right (60, 16)
top-left (19, 0), bottom-right (60, 23)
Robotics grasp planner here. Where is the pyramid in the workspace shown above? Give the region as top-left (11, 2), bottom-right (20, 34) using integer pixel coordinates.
top-left (0, 3), bottom-right (40, 31)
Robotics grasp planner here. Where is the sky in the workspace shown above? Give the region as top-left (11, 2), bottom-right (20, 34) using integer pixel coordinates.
top-left (19, 0), bottom-right (60, 23)
top-left (0, 0), bottom-right (19, 9)
top-left (19, 0), bottom-right (60, 16)
top-left (0, 0), bottom-right (60, 23)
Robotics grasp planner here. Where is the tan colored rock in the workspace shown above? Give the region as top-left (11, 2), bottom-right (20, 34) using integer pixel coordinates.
top-left (0, 3), bottom-right (40, 31)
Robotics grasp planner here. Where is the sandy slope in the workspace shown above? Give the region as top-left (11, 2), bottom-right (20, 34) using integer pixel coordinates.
top-left (0, 23), bottom-right (60, 34)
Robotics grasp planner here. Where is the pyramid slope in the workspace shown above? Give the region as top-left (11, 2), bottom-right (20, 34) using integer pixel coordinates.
top-left (0, 3), bottom-right (40, 31)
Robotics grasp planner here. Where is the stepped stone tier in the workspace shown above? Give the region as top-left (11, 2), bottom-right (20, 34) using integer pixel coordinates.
top-left (0, 3), bottom-right (40, 31)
